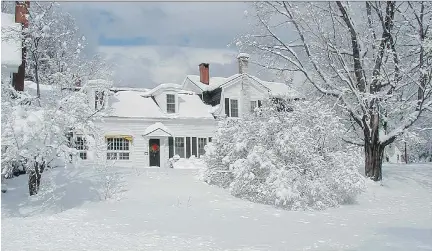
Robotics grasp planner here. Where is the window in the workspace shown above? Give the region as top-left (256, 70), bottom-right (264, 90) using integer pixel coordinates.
top-left (230, 99), bottom-right (239, 117)
top-left (175, 137), bottom-right (185, 158)
top-left (167, 94), bottom-right (176, 113)
top-left (250, 100), bottom-right (262, 112)
top-left (198, 138), bottom-right (207, 158)
top-left (106, 137), bottom-right (130, 160)
top-left (95, 91), bottom-right (105, 110)
top-left (75, 136), bottom-right (88, 160)
top-left (208, 137), bottom-right (212, 143)
top-left (250, 101), bottom-right (258, 112)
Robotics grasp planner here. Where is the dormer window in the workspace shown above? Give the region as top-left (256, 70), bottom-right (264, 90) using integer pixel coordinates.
top-left (166, 94), bottom-right (176, 113)
top-left (95, 91), bottom-right (105, 110)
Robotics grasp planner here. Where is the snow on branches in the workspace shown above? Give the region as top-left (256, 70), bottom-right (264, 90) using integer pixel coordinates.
top-left (201, 99), bottom-right (365, 210)
top-left (236, 2), bottom-right (432, 180)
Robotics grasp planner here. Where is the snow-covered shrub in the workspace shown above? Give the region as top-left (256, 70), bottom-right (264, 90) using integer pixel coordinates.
top-left (202, 99), bottom-right (366, 210)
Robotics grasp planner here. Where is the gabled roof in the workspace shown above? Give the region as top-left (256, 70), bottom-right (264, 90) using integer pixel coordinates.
top-left (1, 13), bottom-right (22, 71)
top-left (183, 74), bottom-right (241, 92)
top-left (182, 73), bottom-right (303, 98)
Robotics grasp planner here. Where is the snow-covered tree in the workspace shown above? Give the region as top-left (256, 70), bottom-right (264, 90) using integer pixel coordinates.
top-left (236, 1), bottom-right (432, 181)
top-left (201, 99), bottom-right (365, 210)
top-left (1, 2), bottom-right (114, 195)
top-left (0, 77), bottom-right (111, 195)
top-left (2, 1), bottom-right (113, 96)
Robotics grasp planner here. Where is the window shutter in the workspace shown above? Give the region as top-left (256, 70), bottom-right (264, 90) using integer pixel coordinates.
top-left (186, 137), bottom-right (191, 158)
top-left (168, 137), bottom-right (174, 158)
top-left (192, 137), bottom-right (197, 157)
top-left (225, 98), bottom-right (230, 117)
top-left (258, 100), bottom-right (262, 107)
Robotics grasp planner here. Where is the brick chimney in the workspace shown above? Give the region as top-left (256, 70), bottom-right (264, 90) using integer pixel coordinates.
top-left (237, 53), bottom-right (250, 74)
top-left (199, 63), bottom-right (209, 85)
top-left (15, 2), bottom-right (30, 27)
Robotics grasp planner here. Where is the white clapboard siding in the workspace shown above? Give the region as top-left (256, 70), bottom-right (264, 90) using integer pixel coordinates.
top-left (82, 117), bottom-right (216, 168)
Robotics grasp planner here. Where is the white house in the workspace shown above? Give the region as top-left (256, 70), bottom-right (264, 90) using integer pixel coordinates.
top-left (182, 53), bottom-right (303, 118)
top-left (24, 54), bottom-right (302, 169)
top-left (58, 80), bottom-right (215, 169)
top-left (1, 12), bottom-right (22, 80)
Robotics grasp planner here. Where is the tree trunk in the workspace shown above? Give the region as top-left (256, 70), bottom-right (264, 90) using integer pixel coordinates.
top-left (364, 141), bottom-right (384, 181)
top-left (28, 161), bottom-right (44, 196)
top-left (364, 113), bottom-right (384, 181)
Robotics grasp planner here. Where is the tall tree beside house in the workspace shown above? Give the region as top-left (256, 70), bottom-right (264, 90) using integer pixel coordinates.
top-left (236, 1), bottom-right (432, 181)
top-left (1, 2), bottom-right (114, 195)
top-left (2, 1), bottom-right (112, 95)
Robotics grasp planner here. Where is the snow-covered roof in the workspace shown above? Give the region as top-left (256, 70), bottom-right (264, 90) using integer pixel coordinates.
top-left (108, 91), bottom-right (163, 118)
top-left (143, 122), bottom-right (173, 137)
top-left (248, 75), bottom-right (304, 99)
top-left (143, 83), bottom-right (183, 96)
top-left (1, 13), bottom-right (22, 71)
top-left (110, 87), bottom-right (150, 93)
top-left (108, 90), bottom-right (214, 119)
top-left (25, 81), bottom-right (54, 93)
top-left (183, 73), bottom-right (303, 98)
top-left (184, 74), bottom-right (241, 92)
top-left (237, 53), bottom-right (250, 59)
top-left (87, 79), bottom-right (113, 88)
top-left (177, 93), bottom-right (214, 119)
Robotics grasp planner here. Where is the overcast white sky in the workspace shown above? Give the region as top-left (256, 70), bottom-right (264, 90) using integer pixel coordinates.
top-left (63, 2), bottom-right (272, 88)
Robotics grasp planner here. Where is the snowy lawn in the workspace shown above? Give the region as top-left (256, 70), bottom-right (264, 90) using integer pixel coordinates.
top-left (1, 163), bottom-right (431, 251)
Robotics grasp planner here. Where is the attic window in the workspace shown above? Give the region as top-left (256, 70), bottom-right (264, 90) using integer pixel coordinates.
top-left (167, 94), bottom-right (176, 113)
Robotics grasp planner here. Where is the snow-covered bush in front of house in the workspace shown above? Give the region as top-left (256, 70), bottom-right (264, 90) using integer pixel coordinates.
top-left (202, 98), bottom-right (366, 210)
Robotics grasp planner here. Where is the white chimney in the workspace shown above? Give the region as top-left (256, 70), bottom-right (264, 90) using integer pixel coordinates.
top-left (237, 53), bottom-right (250, 74)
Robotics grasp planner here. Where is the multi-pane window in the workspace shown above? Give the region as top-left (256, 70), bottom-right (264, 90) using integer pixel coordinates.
top-left (250, 100), bottom-right (262, 112)
top-left (250, 101), bottom-right (258, 112)
top-left (75, 136), bottom-right (88, 160)
top-left (198, 138), bottom-right (207, 158)
top-left (167, 94), bottom-right (176, 113)
top-left (171, 136), bottom-right (210, 159)
top-left (106, 137), bottom-right (130, 160)
top-left (175, 137), bottom-right (185, 158)
top-left (230, 99), bottom-right (239, 117)
top-left (95, 91), bottom-right (105, 110)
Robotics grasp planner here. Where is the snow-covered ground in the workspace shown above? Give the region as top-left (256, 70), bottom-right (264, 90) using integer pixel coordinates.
top-left (2, 163), bottom-right (431, 251)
